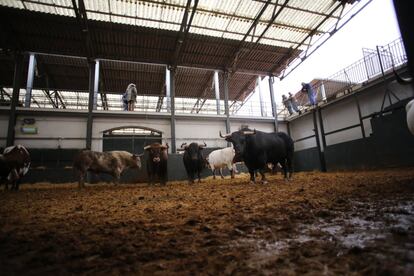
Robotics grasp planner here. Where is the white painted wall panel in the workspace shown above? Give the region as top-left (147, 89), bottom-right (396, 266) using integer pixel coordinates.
top-left (13, 116), bottom-right (87, 149)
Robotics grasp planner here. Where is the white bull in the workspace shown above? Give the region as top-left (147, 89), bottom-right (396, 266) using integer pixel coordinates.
top-left (207, 147), bottom-right (238, 179)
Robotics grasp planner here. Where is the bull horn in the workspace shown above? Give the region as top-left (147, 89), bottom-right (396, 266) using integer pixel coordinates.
top-left (161, 143), bottom-right (169, 150)
top-left (219, 130), bottom-right (231, 138)
top-left (134, 153), bottom-right (144, 157)
top-left (144, 145), bottom-right (151, 150)
top-left (180, 143), bottom-right (188, 149)
top-left (199, 141), bottom-right (207, 148)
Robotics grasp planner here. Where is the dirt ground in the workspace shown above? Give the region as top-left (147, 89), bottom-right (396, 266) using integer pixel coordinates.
top-left (1, 168), bottom-right (414, 275)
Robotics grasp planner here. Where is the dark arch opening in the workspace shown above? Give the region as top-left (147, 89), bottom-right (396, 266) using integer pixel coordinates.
top-left (102, 126), bottom-right (162, 153)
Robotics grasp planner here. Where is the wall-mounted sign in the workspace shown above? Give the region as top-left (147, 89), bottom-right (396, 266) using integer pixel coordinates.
top-left (21, 118), bottom-right (37, 134)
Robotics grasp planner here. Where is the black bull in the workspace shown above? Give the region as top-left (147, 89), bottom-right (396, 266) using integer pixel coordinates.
top-left (221, 128), bottom-right (294, 183)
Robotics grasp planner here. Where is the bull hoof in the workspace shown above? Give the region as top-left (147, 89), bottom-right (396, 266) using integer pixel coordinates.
top-left (262, 180), bottom-right (268, 185)
top-left (249, 180), bottom-right (255, 185)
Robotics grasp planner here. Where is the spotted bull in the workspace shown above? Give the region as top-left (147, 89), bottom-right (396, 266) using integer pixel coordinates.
top-left (73, 150), bottom-right (142, 188)
top-left (0, 145), bottom-right (31, 190)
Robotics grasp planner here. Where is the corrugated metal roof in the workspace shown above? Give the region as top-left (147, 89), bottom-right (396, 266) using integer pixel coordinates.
top-left (3, 0), bottom-right (358, 49)
top-left (0, 0), bottom-right (367, 102)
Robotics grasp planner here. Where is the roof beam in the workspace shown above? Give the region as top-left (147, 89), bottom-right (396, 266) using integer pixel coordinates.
top-left (18, 0), bottom-right (324, 37)
top-left (230, 75), bottom-right (258, 102)
top-left (42, 89), bottom-right (58, 108)
top-left (71, 0), bottom-right (94, 59)
top-left (226, 0), bottom-right (272, 73)
top-left (191, 72), bottom-right (215, 113)
top-left (155, 96), bottom-right (164, 112)
top-left (253, 0), bottom-right (340, 19)
top-left (138, 0), bottom-right (323, 34)
top-left (1, 88), bottom-right (11, 100)
top-left (272, 1), bottom-right (345, 75)
top-left (229, 0), bottom-right (291, 74)
top-left (278, 0), bottom-right (372, 78)
top-left (171, 0), bottom-right (199, 66)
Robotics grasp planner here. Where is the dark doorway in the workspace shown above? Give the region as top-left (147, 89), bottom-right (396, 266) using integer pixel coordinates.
top-left (103, 127), bottom-right (162, 154)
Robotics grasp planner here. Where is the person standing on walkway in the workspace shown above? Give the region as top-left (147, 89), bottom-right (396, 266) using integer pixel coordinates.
top-left (282, 94), bottom-right (294, 115)
top-left (301, 82), bottom-right (317, 107)
top-left (288, 92), bottom-right (301, 114)
top-left (125, 83), bottom-right (137, 111)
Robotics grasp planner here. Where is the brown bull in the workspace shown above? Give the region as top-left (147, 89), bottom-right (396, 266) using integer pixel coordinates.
top-left (144, 143), bottom-right (169, 185)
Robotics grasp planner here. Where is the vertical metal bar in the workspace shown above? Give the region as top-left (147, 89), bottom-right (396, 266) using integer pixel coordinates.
top-left (223, 71), bottom-right (230, 135)
top-left (268, 75), bottom-right (278, 132)
top-left (354, 94), bottom-right (366, 138)
top-left (257, 76), bottom-right (265, 117)
top-left (25, 53), bottom-right (36, 107)
top-left (165, 67), bottom-right (171, 112)
top-left (7, 53), bottom-right (24, 147)
top-left (320, 81), bottom-right (327, 102)
top-left (313, 109), bottom-right (326, 172)
top-left (317, 107), bottom-right (327, 149)
top-left (93, 60), bottom-right (100, 110)
top-left (170, 66), bottom-right (176, 153)
top-left (86, 60), bottom-right (96, 150)
top-left (214, 71), bottom-right (220, 115)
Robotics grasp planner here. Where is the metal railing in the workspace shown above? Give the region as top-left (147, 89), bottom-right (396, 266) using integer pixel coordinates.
top-left (282, 37), bottom-right (408, 117)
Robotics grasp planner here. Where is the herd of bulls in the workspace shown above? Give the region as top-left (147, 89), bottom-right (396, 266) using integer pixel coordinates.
top-left (0, 127), bottom-right (295, 190)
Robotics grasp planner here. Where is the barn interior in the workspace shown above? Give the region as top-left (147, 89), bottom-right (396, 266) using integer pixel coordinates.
top-left (1, 0), bottom-right (414, 274)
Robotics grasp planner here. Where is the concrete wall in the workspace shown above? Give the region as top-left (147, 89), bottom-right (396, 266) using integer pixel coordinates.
top-left (290, 74), bottom-right (414, 171)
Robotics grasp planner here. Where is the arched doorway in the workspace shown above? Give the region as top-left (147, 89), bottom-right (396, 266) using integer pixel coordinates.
top-left (102, 126), bottom-right (162, 154)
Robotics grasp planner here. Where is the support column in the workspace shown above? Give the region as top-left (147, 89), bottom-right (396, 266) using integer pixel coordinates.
top-left (257, 76), bottom-right (265, 117)
top-left (25, 53), bottom-right (36, 107)
top-left (354, 94), bottom-right (366, 138)
top-left (165, 67), bottom-right (171, 112)
top-left (7, 53), bottom-right (24, 147)
top-left (313, 109), bottom-right (327, 172)
top-left (86, 60), bottom-right (96, 150)
top-left (214, 71), bottom-right (221, 115)
top-left (268, 75), bottom-right (278, 132)
top-left (223, 71), bottom-right (230, 134)
top-left (320, 81), bottom-right (327, 102)
top-left (170, 66), bottom-right (176, 153)
top-left (93, 60), bottom-right (100, 110)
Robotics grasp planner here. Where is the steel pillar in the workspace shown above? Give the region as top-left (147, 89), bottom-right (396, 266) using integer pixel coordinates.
top-left (25, 53), bottom-right (36, 107)
top-left (93, 60), bottom-right (100, 110)
top-left (257, 76), bottom-right (265, 117)
top-left (7, 54), bottom-right (24, 146)
top-left (268, 75), bottom-right (278, 132)
top-left (214, 71), bottom-right (221, 115)
top-left (170, 67), bottom-right (176, 153)
top-left (86, 60), bottom-right (96, 149)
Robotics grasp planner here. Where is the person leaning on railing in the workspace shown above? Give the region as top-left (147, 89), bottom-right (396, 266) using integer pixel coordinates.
top-left (282, 94), bottom-right (294, 115)
top-left (288, 92), bottom-right (301, 114)
top-left (301, 82), bottom-right (317, 107)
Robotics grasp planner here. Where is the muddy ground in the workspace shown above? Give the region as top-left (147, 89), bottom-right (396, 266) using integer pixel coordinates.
top-left (1, 168), bottom-right (414, 275)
